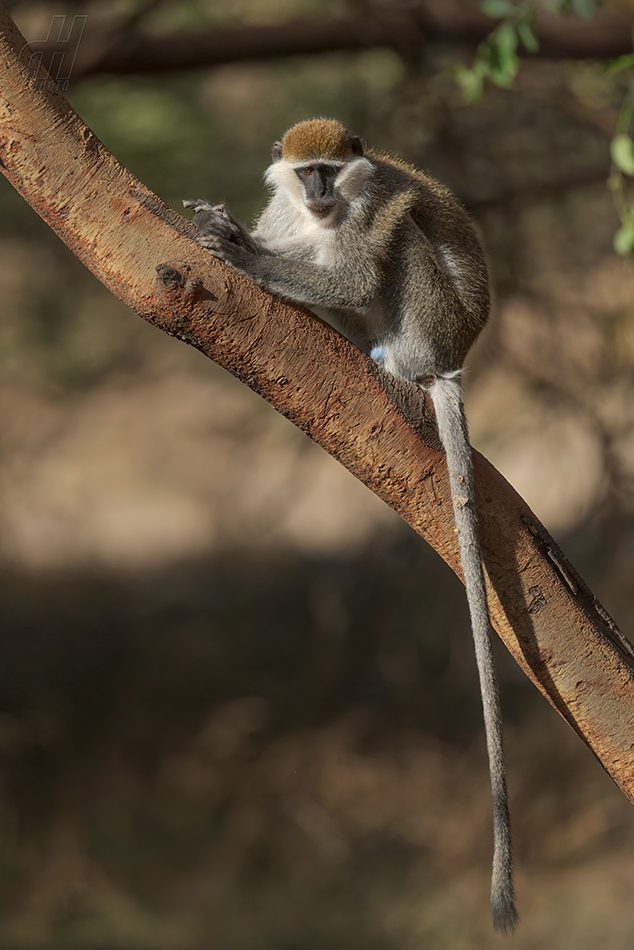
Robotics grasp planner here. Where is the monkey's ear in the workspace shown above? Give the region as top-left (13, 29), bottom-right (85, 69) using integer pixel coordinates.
top-left (271, 141), bottom-right (283, 163)
top-left (350, 136), bottom-right (364, 156)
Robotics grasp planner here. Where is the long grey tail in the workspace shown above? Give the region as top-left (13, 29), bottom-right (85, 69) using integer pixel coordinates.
top-left (428, 374), bottom-right (518, 935)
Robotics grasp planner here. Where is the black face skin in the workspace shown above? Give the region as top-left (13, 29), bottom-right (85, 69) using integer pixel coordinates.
top-left (294, 163), bottom-right (340, 217)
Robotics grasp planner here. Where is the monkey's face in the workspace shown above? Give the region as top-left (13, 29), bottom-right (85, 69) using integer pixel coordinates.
top-left (293, 163), bottom-right (340, 218)
top-left (264, 151), bottom-right (375, 225)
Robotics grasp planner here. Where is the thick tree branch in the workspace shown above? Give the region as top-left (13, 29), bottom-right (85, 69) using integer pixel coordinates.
top-left (26, 2), bottom-right (634, 77)
top-left (2, 6), bottom-right (634, 804)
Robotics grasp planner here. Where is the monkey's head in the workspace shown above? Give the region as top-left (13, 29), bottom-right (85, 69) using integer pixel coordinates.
top-left (273, 118), bottom-right (364, 164)
top-left (266, 118), bottom-right (373, 222)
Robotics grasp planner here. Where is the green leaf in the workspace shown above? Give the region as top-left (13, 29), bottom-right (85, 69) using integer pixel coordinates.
top-left (611, 134), bottom-right (634, 175)
top-left (452, 64), bottom-right (486, 102)
top-left (488, 24), bottom-right (519, 85)
top-left (517, 19), bottom-right (540, 53)
top-left (613, 221), bottom-right (634, 255)
top-left (481, 0), bottom-right (514, 17)
top-left (495, 22), bottom-right (519, 56)
top-left (606, 54), bottom-right (634, 75)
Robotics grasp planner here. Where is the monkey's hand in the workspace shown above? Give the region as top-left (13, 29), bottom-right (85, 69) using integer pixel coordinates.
top-left (183, 200), bottom-right (260, 257)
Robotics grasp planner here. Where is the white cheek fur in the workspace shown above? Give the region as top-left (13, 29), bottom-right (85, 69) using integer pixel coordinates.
top-left (264, 161), bottom-right (306, 213)
top-left (335, 157), bottom-right (374, 202)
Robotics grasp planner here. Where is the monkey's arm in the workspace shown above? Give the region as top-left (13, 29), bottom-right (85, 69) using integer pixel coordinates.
top-left (185, 200), bottom-right (376, 312)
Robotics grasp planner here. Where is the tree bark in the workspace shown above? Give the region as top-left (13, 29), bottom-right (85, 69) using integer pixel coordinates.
top-left (2, 6), bottom-right (634, 803)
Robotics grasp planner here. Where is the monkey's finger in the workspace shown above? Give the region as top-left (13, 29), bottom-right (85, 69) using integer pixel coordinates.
top-left (197, 236), bottom-right (237, 260)
top-left (182, 198), bottom-right (218, 212)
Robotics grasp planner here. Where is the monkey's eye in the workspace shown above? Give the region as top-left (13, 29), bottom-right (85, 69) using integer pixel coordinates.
top-left (295, 167), bottom-right (315, 183)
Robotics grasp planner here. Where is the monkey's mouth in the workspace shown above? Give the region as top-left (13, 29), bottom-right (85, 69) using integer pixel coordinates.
top-left (306, 201), bottom-right (336, 218)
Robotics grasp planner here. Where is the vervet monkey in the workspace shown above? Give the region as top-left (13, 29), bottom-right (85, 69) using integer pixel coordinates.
top-left (183, 118), bottom-right (518, 934)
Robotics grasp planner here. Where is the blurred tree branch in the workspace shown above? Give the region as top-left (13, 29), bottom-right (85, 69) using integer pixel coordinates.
top-left (24, 1), bottom-right (634, 78)
top-left (3, 4), bottom-right (634, 806)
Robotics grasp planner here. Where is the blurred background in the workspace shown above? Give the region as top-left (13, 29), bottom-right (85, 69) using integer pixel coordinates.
top-left (2, 0), bottom-right (634, 946)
